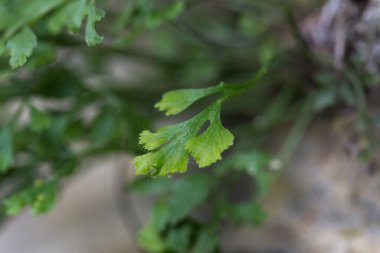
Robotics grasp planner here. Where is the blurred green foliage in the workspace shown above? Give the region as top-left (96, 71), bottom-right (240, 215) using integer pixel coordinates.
top-left (0, 0), bottom-right (379, 252)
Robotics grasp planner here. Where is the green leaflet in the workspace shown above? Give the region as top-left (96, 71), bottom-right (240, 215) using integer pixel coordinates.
top-left (135, 62), bottom-right (270, 176)
top-left (17, 0), bottom-right (64, 24)
top-left (0, 0), bottom-right (64, 34)
top-left (6, 27), bottom-right (37, 69)
top-left (155, 85), bottom-right (222, 116)
top-left (85, 0), bottom-right (105, 47)
top-left (185, 112), bottom-right (233, 168)
top-left (1, 0), bottom-right (64, 67)
top-left (3, 179), bottom-right (58, 215)
top-left (0, 0), bottom-right (105, 68)
top-left (134, 99), bottom-right (233, 176)
top-left (47, 0), bottom-right (87, 33)
top-left (47, 0), bottom-right (105, 46)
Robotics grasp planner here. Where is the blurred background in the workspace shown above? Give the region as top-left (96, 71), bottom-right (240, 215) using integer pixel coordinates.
top-left (1, 0), bottom-right (380, 252)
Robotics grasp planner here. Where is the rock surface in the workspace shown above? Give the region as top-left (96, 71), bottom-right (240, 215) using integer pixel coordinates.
top-left (0, 156), bottom-right (140, 253)
top-left (221, 119), bottom-right (380, 253)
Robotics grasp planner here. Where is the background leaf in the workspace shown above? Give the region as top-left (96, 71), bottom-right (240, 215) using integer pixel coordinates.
top-left (30, 105), bottom-right (52, 132)
top-left (0, 126), bottom-right (13, 173)
top-left (6, 27), bottom-right (37, 69)
top-left (85, 0), bottom-right (105, 46)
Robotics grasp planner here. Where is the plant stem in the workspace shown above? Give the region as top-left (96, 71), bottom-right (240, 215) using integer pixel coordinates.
top-left (278, 98), bottom-right (314, 165)
top-left (347, 70), bottom-right (377, 152)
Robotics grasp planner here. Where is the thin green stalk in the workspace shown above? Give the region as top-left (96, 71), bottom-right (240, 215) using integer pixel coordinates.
top-left (347, 70), bottom-right (377, 152)
top-left (284, 6), bottom-right (315, 65)
top-left (278, 98), bottom-right (314, 165)
top-left (259, 97), bottom-right (314, 201)
top-left (221, 58), bottom-right (272, 98)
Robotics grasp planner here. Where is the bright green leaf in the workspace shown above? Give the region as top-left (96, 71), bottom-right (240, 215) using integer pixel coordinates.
top-left (134, 145), bottom-right (189, 176)
top-left (6, 27), bottom-right (37, 69)
top-left (185, 114), bottom-right (234, 167)
top-left (138, 125), bottom-right (179, 151)
top-left (135, 63), bottom-right (270, 176)
top-left (155, 86), bottom-right (221, 116)
top-left (134, 100), bottom-right (233, 176)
